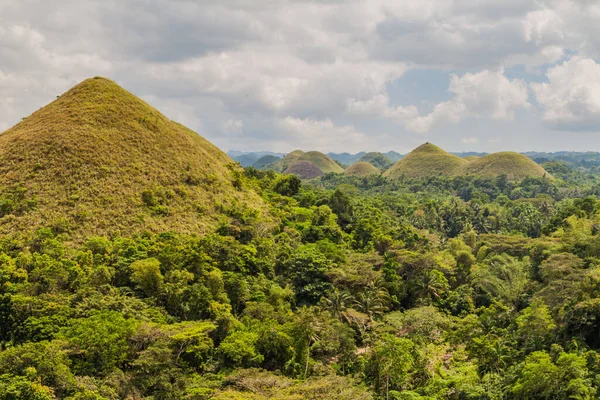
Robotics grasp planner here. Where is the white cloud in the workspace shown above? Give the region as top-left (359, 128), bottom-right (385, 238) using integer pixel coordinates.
top-left (346, 94), bottom-right (419, 124)
top-left (462, 137), bottom-right (479, 144)
top-left (531, 56), bottom-right (600, 130)
top-left (275, 117), bottom-right (368, 153)
top-left (406, 70), bottom-right (530, 133)
top-left (2, 0), bottom-right (600, 150)
top-left (222, 119), bottom-right (244, 136)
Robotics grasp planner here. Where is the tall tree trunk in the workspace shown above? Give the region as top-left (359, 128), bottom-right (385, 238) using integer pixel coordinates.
top-left (305, 337), bottom-right (311, 377)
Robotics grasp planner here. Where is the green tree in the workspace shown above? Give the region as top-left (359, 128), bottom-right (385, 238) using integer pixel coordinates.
top-left (130, 258), bottom-right (164, 297)
top-left (60, 311), bottom-right (138, 375)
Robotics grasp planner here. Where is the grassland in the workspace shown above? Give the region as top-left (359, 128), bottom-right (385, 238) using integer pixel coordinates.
top-left (284, 160), bottom-right (325, 179)
top-left (0, 77), bottom-right (268, 239)
top-left (297, 151), bottom-right (344, 174)
top-left (270, 150), bottom-right (343, 174)
top-left (383, 143), bottom-right (467, 179)
top-left (460, 152), bottom-right (553, 180)
top-left (344, 162), bottom-right (380, 177)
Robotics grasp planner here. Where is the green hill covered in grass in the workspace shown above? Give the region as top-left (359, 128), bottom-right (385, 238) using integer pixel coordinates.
top-left (298, 151), bottom-right (344, 174)
top-left (269, 150), bottom-right (343, 174)
top-left (384, 143), bottom-right (467, 179)
top-left (461, 152), bottom-right (552, 180)
top-left (344, 162), bottom-right (380, 177)
top-left (284, 160), bottom-right (325, 179)
top-left (0, 77), bottom-right (267, 239)
top-left (267, 150), bottom-right (305, 171)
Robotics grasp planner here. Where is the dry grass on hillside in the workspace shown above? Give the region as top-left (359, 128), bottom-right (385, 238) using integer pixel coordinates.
top-left (0, 77), bottom-right (268, 239)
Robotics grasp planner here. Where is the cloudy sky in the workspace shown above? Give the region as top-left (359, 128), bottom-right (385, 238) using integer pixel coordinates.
top-left (2, 0), bottom-right (600, 154)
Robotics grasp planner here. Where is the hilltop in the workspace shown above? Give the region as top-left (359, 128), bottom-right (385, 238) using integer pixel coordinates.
top-left (0, 77), bottom-right (267, 238)
top-left (269, 150), bottom-right (344, 175)
top-left (299, 151), bottom-right (344, 174)
top-left (344, 162), bottom-right (380, 177)
top-left (384, 143), bottom-right (467, 179)
top-left (461, 152), bottom-right (552, 180)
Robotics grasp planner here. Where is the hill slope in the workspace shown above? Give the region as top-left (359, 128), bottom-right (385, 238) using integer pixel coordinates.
top-left (299, 151), bottom-right (344, 174)
top-left (358, 152), bottom-right (393, 170)
top-left (344, 162), bottom-right (380, 177)
top-left (270, 150), bottom-right (344, 174)
top-left (0, 77), bottom-right (266, 238)
top-left (384, 143), bottom-right (467, 179)
top-left (284, 161), bottom-right (325, 180)
top-left (252, 155), bottom-right (281, 169)
top-left (461, 152), bottom-right (552, 180)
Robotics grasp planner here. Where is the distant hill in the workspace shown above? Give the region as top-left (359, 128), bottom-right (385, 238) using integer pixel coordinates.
top-left (235, 150), bottom-right (405, 170)
top-left (453, 152), bottom-right (488, 158)
top-left (268, 150), bottom-right (343, 175)
top-left (252, 155), bottom-right (281, 169)
top-left (384, 143), bottom-right (467, 179)
top-left (228, 151), bottom-right (284, 166)
top-left (327, 152), bottom-right (365, 165)
top-left (234, 153), bottom-right (261, 167)
top-left (300, 151), bottom-right (344, 174)
top-left (267, 150), bottom-right (305, 172)
top-left (284, 160), bottom-right (325, 180)
top-left (328, 151), bottom-right (403, 165)
top-left (344, 162), bottom-right (380, 177)
top-left (358, 152), bottom-right (393, 171)
top-left (383, 143), bottom-right (552, 181)
top-left (461, 152), bottom-right (552, 180)
top-left (0, 77), bottom-right (267, 238)
top-left (384, 151), bottom-right (403, 162)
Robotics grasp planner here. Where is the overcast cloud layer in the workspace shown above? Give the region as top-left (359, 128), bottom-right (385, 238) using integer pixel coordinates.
top-left (2, 0), bottom-right (600, 153)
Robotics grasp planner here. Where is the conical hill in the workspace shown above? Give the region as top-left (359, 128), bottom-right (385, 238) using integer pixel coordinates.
top-left (383, 143), bottom-right (467, 179)
top-left (0, 77), bottom-right (267, 238)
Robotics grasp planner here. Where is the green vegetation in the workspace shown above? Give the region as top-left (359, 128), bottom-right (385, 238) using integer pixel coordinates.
top-left (0, 77), bottom-right (268, 240)
top-left (461, 152), bottom-right (552, 180)
top-left (344, 162), bottom-right (380, 177)
top-left (384, 143), bottom-right (467, 179)
top-left (252, 155), bottom-right (280, 169)
top-left (6, 78), bottom-right (600, 399)
top-left (358, 152), bottom-right (394, 171)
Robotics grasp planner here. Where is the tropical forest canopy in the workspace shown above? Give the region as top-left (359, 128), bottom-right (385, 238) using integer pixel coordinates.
top-left (4, 78), bottom-right (600, 399)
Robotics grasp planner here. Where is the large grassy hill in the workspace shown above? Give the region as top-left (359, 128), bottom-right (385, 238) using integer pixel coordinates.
top-left (0, 77), bottom-right (267, 239)
top-left (384, 143), bottom-right (467, 179)
top-left (270, 150), bottom-right (343, 174)
top-left (461, 152), bottom-right (552, 180)
top-left (344, 162), bottom-right (380, 177)
top-left (284, 160), bottom-right (325, 180)
top-left (298, 151), bottom-right (344, 174)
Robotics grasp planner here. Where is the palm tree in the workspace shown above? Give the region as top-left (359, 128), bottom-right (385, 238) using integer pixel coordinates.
top-left (295, 307), bottom-right (324, 378)
top-left (323, 289), bottom-right (353, 320)
top-left (354, 283), bottom-right (390, 321)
